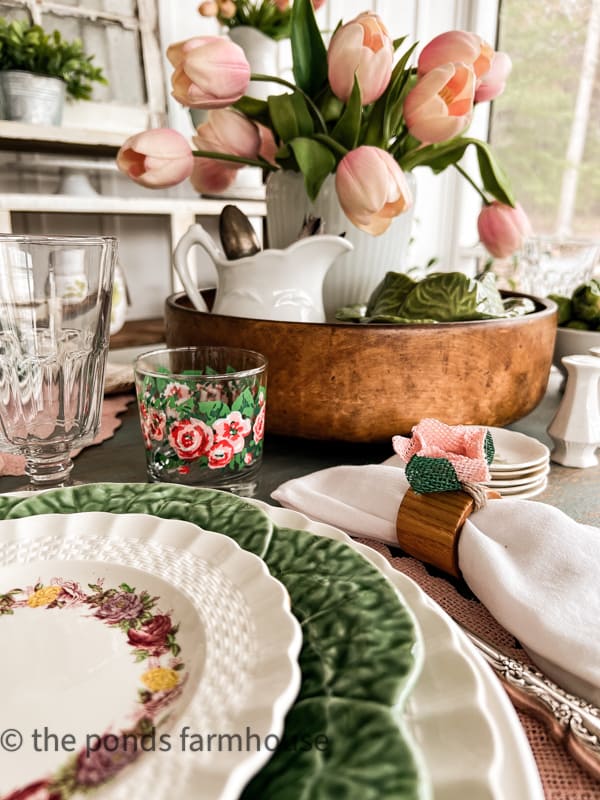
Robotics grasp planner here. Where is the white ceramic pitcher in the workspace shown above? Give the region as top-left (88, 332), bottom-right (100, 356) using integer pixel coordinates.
top-left (173, 222), bottom-right (353, 323)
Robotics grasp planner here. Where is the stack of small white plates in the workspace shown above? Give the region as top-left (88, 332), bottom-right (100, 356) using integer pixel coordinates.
top-left (485, 427), bottom-right (551, 499)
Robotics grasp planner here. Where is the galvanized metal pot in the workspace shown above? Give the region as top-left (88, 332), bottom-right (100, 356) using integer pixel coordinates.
top-left (0, 70), bottom-right (66, 125)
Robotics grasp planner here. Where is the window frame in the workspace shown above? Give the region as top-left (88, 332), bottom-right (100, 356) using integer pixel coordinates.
top-left (0, 0), bottom-right (166, 138)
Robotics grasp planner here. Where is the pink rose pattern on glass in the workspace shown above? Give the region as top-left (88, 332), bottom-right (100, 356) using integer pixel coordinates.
top-left (0, 577), bottom-right (187, 800)
top-left (136, 370), bottom-right (266, 477)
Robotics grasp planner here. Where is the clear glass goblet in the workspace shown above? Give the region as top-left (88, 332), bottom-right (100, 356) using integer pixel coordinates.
top-left (0, 235), bottom-right (117, 489)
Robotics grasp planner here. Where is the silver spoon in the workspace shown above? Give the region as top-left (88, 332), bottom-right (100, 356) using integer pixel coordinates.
top-left (219, 205), bottom-right (261, 260)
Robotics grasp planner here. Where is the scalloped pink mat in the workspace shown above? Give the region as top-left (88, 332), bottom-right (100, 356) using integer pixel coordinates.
top-left (0, 395), bottom-right (135, 477)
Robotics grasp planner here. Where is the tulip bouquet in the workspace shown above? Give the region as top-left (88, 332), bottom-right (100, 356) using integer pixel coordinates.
top-left (197, 0), bottom-right (325, 41)
top-left (117, 0), bottom-right (530, 257)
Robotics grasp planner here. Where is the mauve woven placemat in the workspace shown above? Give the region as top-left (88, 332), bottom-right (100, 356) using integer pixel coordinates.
top-left (0, 394), bottom-right (135, 477)
top-left (355, 537), bottom-right (600, 800)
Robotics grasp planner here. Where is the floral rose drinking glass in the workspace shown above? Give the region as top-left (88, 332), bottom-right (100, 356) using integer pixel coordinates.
top-left (134, 346), bottom-right (267, 496)
top-left (0, 234), bottom-right (117, 489)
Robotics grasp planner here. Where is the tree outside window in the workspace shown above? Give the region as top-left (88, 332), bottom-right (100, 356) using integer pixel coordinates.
top-left (491, 0), bottom-right (600, 237)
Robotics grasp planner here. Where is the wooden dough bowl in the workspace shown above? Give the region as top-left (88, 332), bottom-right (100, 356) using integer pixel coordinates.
top-left (165, 292), bottom-right (557, 443)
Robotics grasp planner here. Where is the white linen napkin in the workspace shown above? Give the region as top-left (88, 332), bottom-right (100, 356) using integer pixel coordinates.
top-left (272, 463), bottom-right (600, 701)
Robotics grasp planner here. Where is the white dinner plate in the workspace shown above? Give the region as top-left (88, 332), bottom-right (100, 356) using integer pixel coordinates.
top-left (493, 475), bottom-right (548, 497)
top-left (495, 478), bottom-right (549, 500)
top-left (0, 513), bottom-right (302, 800)
top-left (487, 428), bottom-right (550, 471)
top-left (486, 464), bottom-right (550, 487)
top-left (248, 500), bottom-right (544, 800)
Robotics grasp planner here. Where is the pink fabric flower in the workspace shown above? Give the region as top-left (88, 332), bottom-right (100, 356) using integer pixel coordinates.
top-left (168, 36), bottom-right (250, 109)
top-left (207, 439), bottom-right (235, 468)
top-left (169, 418), bottom-right (214, 460)
top-left (116, 128), bottom-right (194, 189)
top-left (327, 12), bottom-right (393, 105)
top-left (477, 201), bottom-right (532, 258)
top-left (213, 411), bottom-right (252, 453)
top-left (335, 146), bottom-right (413, 236)
top-left (392, 419), bottom-right (491, 483)
top-left (403, 62), bottom-right (475, 144)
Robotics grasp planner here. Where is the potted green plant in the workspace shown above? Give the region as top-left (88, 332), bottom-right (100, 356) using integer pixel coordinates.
top-left (0, 17), bottom-right (106, 125)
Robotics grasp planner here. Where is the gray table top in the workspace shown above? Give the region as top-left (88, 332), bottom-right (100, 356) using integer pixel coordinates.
top-left (1, 370), bottom-right (598, 527)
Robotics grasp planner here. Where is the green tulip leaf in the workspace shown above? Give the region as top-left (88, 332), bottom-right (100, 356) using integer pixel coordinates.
top-left (319, 88), bottom-right (345, 123)
top-left (383, 42), bottom-right (419, 139)
top-left (233, 96), bottom-right (271, 128)
top-left (268, 92), bottom-right (314, 143)
top-left (291, 0), bottom-right (328, 96)
top-left (331, 76), bottom-right (362, 150)
top-left (474, 140), bottom-right (515, 207)
top-left (289, 137), bottom-right (337, 202)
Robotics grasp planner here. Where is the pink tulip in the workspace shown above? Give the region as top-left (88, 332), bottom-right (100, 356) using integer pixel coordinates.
top-left (477, 201), bottom-right (532, 258)
top-left (197, 1), bottom-right (218, 16)
top-left (258, 124), bottom-right (278, 165)
top-left (193, 108), bottom-right (261, 159)
top-left (191, 108), bottom-right (261, 194)
top-left (274, 0), bottom-right (289, 9)
top-left (327, 12), bottom-right (393, 105)
top-left (217, 0), bottom-right (237, 18)
top-left (116, 128), bottom-right (194, 188)
top-left (418, 30), bottom-right (494, 80)
top-left (168, 36), bottom-right (250, 109)
top-left (312, 0), bottom-right (326, 8)
top-left (475, 51), bottom-right (512, 102)
top-left (190, 158), bottom-right (238, 195)
top-left (403, 63), bottom-right (475, 143)
top-left (335, 146), bottom-right (413, 236)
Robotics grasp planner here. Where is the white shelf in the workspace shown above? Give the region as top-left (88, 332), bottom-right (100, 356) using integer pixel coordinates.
top-left (0, 120), bottom-right (127, 155)
top-left (0, 193), bottom-right (266, 218)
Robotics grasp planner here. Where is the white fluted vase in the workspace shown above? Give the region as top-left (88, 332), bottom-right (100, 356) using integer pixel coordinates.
top-left (228, 26), bottom-right (282, 101)
top-left (266, 170), bottom-right (416, 318)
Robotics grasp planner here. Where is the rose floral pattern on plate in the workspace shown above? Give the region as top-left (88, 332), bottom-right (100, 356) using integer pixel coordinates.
top-left (0, 567), bottom-right (191, 800)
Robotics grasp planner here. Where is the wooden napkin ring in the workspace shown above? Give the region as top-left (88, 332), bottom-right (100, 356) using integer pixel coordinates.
top-left (396, 488), bottom-right (501, 579)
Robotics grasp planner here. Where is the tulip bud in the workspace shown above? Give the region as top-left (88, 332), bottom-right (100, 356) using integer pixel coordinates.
top-left (475, 51), bottom-right (512, 103)
top-left (168, 36), bottom-right (250, 109)
top-left (218, 0), bottom-right (237, 19)
top-left (335, 146), bottom-right (413, 236)
top-left (403, 63), bottom-right (475, 144)
top-left (312, 0), bottom-right (326, 8)
top-left (327, 12), bottom-right (393, 105)
top-left (274, 0), bottom-right (290, 9)
top-left (477, 201), bottom-right (532, 259)
top-left (418, 30), bottom-right (494, 80)
top-left (191, 108), bottom-right (261, 194)
top-left (116, 128), bottom-right (194, 189)
top-left (198, 1), bottom-right (218, 17)
top-left (193, 108), bottom-right (261, 160)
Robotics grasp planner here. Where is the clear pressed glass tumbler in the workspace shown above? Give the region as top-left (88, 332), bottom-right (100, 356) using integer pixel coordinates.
top-left (0, 235), bottom-right (117, 489)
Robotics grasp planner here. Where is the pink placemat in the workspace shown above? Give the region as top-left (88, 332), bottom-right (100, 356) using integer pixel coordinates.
top-left (0, 395), bottom-right (136, 477)
top-left (355, 537), bottom-right (599, 800)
